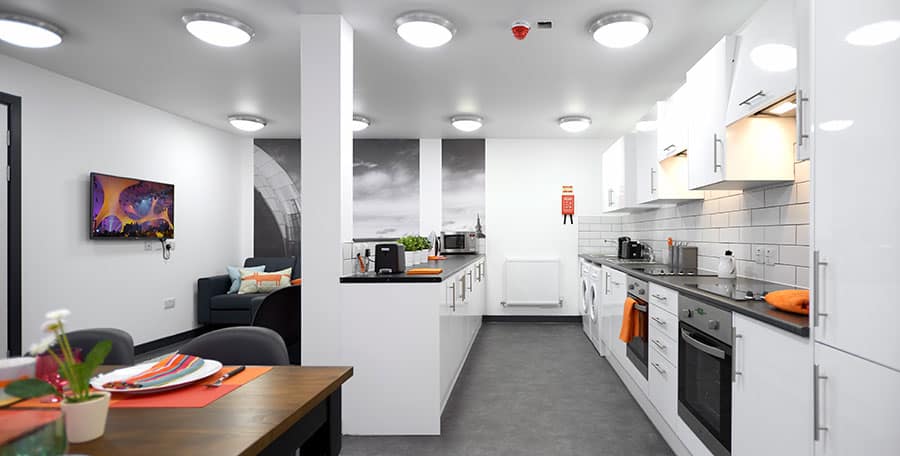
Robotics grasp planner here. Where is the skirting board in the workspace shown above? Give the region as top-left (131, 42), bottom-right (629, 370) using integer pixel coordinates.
top-left (482, 315), bottom-right (580, 323)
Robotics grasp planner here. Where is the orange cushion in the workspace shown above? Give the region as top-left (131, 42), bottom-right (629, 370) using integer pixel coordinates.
top-left (764, 289), bottom-right (810, 315)
top-left (291, 278), bottom-right (302, 286)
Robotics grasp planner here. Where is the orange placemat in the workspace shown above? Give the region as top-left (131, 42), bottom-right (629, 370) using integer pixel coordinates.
top-left (12, 366), bottom-right (272, 409)
top-left (0, 410), bottom-right (61, 445)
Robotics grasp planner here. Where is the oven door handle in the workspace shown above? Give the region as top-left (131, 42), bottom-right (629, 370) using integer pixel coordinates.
top-left (633, 301), bottom-right (648, 313)
top-left (681, 328), bottom-right (725, 359)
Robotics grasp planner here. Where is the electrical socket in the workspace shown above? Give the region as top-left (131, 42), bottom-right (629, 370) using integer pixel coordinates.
top-left (163, 298), bottom-right (176, 309)
top-left (144, 241), bottom-right (153, 251)
top-left (765, 247), bottom-right (778, 265)
top-left (753, 247), bottom-right (764, 264)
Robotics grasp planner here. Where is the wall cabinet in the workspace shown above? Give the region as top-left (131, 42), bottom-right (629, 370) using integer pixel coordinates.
top-left (814, 343), bottom-right (900, 455)
top-left (635, 141), bottom-right (704, 204)
top-left (601, 137), bottom-right (629, 212)
top-left (731, 314), bottom-right (811, 456)
top-left (811, 0), bottom-right (900, 372)
top-left (794, 0), bottom-right (810, 161)
top-left (725, 0), bottom-right (798, 125)
top-left (657, 84), bottom-right (689, 159)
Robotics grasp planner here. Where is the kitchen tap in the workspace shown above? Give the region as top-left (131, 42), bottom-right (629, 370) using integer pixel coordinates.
top-left (639, 242), bottom-right (655, 262)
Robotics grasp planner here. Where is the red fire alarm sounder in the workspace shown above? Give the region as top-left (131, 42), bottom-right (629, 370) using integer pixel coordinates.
top-left (562, 185), bottom-right (574, 224)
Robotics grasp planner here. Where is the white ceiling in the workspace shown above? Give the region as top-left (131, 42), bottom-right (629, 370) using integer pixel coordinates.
top-left (0, 0), bottom-right (764, 142)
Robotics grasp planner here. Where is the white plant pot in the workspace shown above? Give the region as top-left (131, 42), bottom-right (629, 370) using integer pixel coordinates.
top-left (404, 251), bottom-right (416, 267)
top-left (418, 250), bottom-right (427, 264)
top-left (61, 391), bottom-right (110, 443)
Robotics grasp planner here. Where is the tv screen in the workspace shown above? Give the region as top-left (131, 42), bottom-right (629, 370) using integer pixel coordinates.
top-left (90, 173), bottom-right (174, 239)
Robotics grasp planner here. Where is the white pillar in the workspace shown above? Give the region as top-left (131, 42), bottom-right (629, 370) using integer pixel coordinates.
top-left (419, 139), bottom-right (442, 237)
top-left (300, 15), bottom-right (353, 365)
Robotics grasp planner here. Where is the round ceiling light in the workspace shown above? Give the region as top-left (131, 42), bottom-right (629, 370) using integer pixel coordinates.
top-left (0, 14), bottom-right (64, 48)
top-left (182, 12), bottom-right (254, 47)
top-left (845, 20), bottom-right (900, 46)
top-left (559, 116), bottom-right (592, 133)
top-left (353, 115), bottom-right (371, 132)
top-left (451, 115), bottom-right (483, 132)
top-left (750, 43), bottom-right (797, 72)
top-left (635, 120), bottom-right (657, 132)
top-left (395, 12), bottom-right (456, 48)
top-left (589, 12), bottom-right (652, 48)
top-left (228, 115), bottom-right (267, 132)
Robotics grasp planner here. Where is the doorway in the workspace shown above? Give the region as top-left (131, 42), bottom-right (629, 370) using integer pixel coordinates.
top-left (0, 92), bottom-right (21, 357)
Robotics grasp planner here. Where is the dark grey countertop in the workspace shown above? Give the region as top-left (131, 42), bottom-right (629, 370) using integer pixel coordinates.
top-left (580, 254), bottom-right (810, 337)
top-left (340, 254), bottom-right (484, 283)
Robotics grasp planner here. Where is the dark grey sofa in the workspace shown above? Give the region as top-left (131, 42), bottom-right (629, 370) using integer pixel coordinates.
top-left (197, 257), bottom-right (300, 325)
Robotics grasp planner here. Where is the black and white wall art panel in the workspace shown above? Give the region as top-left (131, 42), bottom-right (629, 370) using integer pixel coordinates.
top-left (442, 139), bottom-right (486, 233)
top-left (353, 139), bottom-right (420, 239)
top-left (253, 139), bottom-right (302, 262)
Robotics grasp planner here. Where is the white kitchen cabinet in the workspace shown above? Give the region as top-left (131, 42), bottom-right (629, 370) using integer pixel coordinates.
top-left (600, 267), bottom-right (628, 366)
top-left (688, 35), bottom-right (796, 190)
top-left (636, 131), bottom-right (703, 205)
top-left (731, 314), bottom-right (811, 456)
top-left (814, 343), bottom-right (900, 455)
top-left (811, 0), bottom-right (900, 371)
top-left (648, 343), bottom-right (678, 429)
top-left (794, 0), bottom-right (811, 161)
top-left (657, 84), bottom-right (689, 159)
top-left (601, 137), bottom-right (627, 212)
top-left (726, 0), bottom-right (798, 125)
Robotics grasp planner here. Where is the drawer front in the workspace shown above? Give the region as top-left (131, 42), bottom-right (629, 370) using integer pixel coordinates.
top-left (648, 349), bottom-right (678, 427)
top-left (649, 327), bottom-right (677, 367)
top-left (649, 302), bottom-right (679, 345)
top-left (649, 283), bottom-right (678, 315)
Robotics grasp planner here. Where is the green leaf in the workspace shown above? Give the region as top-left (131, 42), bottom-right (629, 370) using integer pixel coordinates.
top-left (84, 340), bottom-right (112, 374)
top-left (4, 378), bottom-right (58, 399)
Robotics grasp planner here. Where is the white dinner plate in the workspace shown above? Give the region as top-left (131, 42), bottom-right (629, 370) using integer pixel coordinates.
top-left (90, 359), bottom-right (223, 394)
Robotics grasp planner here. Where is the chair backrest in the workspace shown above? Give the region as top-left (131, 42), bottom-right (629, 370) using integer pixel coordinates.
top-left (177, 327), bottom-right (290, 365)
top-left (244, 256), bottom-right (301, 280)
top-left (67, 328), bottom-right (135, 365)
top-left (252, 285), bottom-right (300, 363)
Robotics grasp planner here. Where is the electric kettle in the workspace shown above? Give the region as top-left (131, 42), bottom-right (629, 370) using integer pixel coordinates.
top-left (717, 250), bottom-right (737, 279)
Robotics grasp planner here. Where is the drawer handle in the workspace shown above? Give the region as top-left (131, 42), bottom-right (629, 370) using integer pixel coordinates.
top-left (610, 280), bottom-right (622, 286)
top-left (651, 362), bottom-right (666, 375)
top-left (650, 316), bottom-right (667, 326)
top-left (652, 339), bottom-right (667, 350)
top-left (651, 294), bottom-right (667, 301)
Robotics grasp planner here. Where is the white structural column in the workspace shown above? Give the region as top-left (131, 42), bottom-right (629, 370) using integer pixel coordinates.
top-left (418, 139), bottom-right (442, 237)
top-left (300, 15), bottom-right (353, 365)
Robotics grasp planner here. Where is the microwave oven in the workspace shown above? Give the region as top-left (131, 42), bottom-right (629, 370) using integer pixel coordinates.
top-left (441, 231), bottom-right (477, 254)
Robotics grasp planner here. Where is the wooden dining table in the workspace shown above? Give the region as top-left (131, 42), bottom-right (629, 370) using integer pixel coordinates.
top-left (64, 365), bottom-right (353, 456)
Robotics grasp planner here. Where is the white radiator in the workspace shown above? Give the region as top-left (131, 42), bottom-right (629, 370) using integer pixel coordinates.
top-left (501, 257), bottom-right (562, 307)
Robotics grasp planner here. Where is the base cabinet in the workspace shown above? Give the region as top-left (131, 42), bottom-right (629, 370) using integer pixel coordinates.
top-left (732, 314), bottom-right (811, 456)
top-left (814, 343), bottom-right (900, 456)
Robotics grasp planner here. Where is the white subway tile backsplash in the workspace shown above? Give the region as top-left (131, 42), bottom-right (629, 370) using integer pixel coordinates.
top-left (729, 210), bottom-right (751, 227)
top-left (719, 228), bottom-right (741, 243)
top-left (764, 184), bottom-right (796, 207)
top-left (796, 267), bottom-right (810, 288)
top-left (764, 225), bottom-right (796, 245)
top-left (780, 245), bottom-right (810, 267)
top-left (795, 161), bottom-right (810, 183)
top-left (740, 226), bottom-right (766, 244)
top-left (702, 199), bottom-right (720, 214)
top-left (796, 225), bottom-right (810, 246)
top-left (702, 229), bottom-right (720, 242)
top-left (719, 195), bottom-right (742, 212)
top-left (795, 182), bottom-right (810, 203)
top-left (737, 260), bottom-right (765, 280)
top-left (765, 264), bottom-right (796, 285)
top-left (780, 204), bottom-right (810, 225)
top-left (751, 207), bottom-right (781, 226)
top-left (711, 213), bottom-right (729, 228)
top-left (742, 189), bottom-right (766, 210)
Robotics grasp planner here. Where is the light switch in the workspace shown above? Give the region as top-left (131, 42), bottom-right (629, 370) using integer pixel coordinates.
top-left (765, 247), bottom-right (777, 265)
top-left (753, 246), bottom-right (764, 264)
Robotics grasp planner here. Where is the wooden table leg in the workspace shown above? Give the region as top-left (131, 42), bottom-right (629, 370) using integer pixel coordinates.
top-left (299, 388), bottom-right (341, 456)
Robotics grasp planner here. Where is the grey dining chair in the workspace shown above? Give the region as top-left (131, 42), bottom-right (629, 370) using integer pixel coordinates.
top-left (177, 327), bottom-right (290, 365)
top-left (66, 328), bottom-right (136, 365)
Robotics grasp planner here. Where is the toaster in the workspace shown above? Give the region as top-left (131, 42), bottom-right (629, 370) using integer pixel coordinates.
top-left (375, 243), bottom-right (406, 274)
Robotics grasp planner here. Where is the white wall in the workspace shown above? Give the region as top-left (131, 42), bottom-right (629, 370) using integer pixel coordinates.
top-left (0, 54), bottom-right (253, 348)
top-left (485, 139), bottom-right (605, 315)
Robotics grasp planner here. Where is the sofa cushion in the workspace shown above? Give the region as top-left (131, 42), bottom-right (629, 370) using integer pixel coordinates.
top-left (245, 257), bottom-right (300, 280)
top-left (226, 265), bottom-right (265, 294)
top-left (209, 293), bottom-right (267, 311)
top-left (238, 268), bottom-right (291, 294)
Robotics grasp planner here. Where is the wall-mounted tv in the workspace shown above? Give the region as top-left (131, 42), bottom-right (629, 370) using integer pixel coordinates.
top-left (90, 172), bottom-right (174, 239)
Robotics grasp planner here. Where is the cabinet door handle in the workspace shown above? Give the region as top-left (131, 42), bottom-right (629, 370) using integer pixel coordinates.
top-left (609, 280), bottom-right (622, 286)
top-left (651, 316), bottom-right (667, 326)
top-left (713, 133), bottom-right (723, 172)
top-left (664, 144), bottom-right (676, 153)
top-left (651, 294), bottom-right (667, 301)
top-left (449, 283), bottom-right (456, 311)
top-left (607, 188), bottom-right (614, 207)
top-left (814, 364), bottom-right (828, 441)
top-left (813, 250), bottom-right (829, 327)
top-left (650, 168), bottom-right (657, 194)
top-left (739, 89), bottom-right (766, 106)
top-left (652, 339), bottom-right (667, 350)
top-left (604, 272), bottom-right (610, 295)
top-left (797, 89), bottom-right (810, 147)
top-left (732, 330), bottom-right (743, 382)
top-left (651, 362), bottom-right (666, 375)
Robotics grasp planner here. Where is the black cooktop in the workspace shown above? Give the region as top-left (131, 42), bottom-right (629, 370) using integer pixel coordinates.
top-left (629, 266), bottom-right (718, 277)
top-left (683, 277), bottom-right (797, 301)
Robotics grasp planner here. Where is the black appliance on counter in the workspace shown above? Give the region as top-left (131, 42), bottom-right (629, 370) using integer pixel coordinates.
top-left (678, 295), bottom-right (733, 456)
top-left (617, 237), bottom-right (644, 259)
top-left (375, 243), bottom-right (406, 274)
top-left (625, 275), bottom-right (649, 379)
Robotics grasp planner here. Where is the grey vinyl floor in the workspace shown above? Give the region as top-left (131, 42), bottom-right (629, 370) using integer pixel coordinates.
top-left (341, 322), bottom-right (674, 456)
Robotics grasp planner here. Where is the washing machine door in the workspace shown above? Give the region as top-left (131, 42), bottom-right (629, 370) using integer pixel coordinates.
top-left (588, 284), bottom-right (598, 323)
top-left (581, 278), bottom-right (589, 315)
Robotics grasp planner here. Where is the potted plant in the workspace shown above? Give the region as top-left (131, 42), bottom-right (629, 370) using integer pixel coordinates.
top-left (397, 235), bottom-right (432, 266)
top-left (397, 236), bottom-right (418, 266)
top-left (5, 309), bottom-right (112, 443)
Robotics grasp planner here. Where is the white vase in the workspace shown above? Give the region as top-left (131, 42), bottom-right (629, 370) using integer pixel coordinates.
top-left (404, 251), bottom-right (416, 267)
top-left (61, 391), bottom-right (110, 443)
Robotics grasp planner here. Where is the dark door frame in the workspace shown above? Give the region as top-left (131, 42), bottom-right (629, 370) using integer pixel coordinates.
top-left (1, 92), bottom-right (22, 356)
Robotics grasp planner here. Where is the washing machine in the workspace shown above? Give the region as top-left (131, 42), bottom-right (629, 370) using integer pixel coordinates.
top-left (587, 264), bottom-right (603, 355)
top-left (579, 260), bottom-right (592, 338)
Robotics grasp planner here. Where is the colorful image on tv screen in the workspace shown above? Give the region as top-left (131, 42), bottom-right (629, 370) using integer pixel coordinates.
top-left (91, 173), bottom-right (174, 239)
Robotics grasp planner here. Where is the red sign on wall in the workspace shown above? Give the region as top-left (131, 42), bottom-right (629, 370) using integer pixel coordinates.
top-left (562, 185), bottom-right (574, 224)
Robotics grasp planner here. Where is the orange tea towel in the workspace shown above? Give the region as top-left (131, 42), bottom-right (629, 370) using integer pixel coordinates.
top-left (407, 268), bottom-right (443, 275)
top-left (619, 297), bottom-right (646, 343)
top-left (427, 255), bottom-right (447, 261)
top-left (765, 289), bottom-right (810, 315)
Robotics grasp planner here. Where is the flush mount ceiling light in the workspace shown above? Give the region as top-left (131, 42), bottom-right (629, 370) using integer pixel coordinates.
top-left (228, 115), bottom-right (267, 132)
top-left (766, 100), bottom-right (797, 115)
top-left (0, 14), bottom-right (64, 48)
top-left (394, 12), bottom-right (456, 48)
top-left (352, 115), bottom-right (371, 132)
top-left (450, 115), bottom-right (483, 132)
top-left (818, 119), bottom-right (854, 132)
top-left (559, 116), bottom-right (592, 133)
top-left (635, 120), bottom-right (657, 132)
top-left (589, 12), bottom-right (652, 48)
top-left (182, 12), bottom-right (254, 47)
top-left (845, 20), bottom-right (900, 46)
top-left (750, 43), bottom-right (797, 72)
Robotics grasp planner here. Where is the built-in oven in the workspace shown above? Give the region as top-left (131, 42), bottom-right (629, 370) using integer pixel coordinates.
top-left (441, 231), bottom-right (477, 254)
top-left (678, 295), bottom-right (733, 456)
top-left (625, 276), bottom-right (649, 379)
